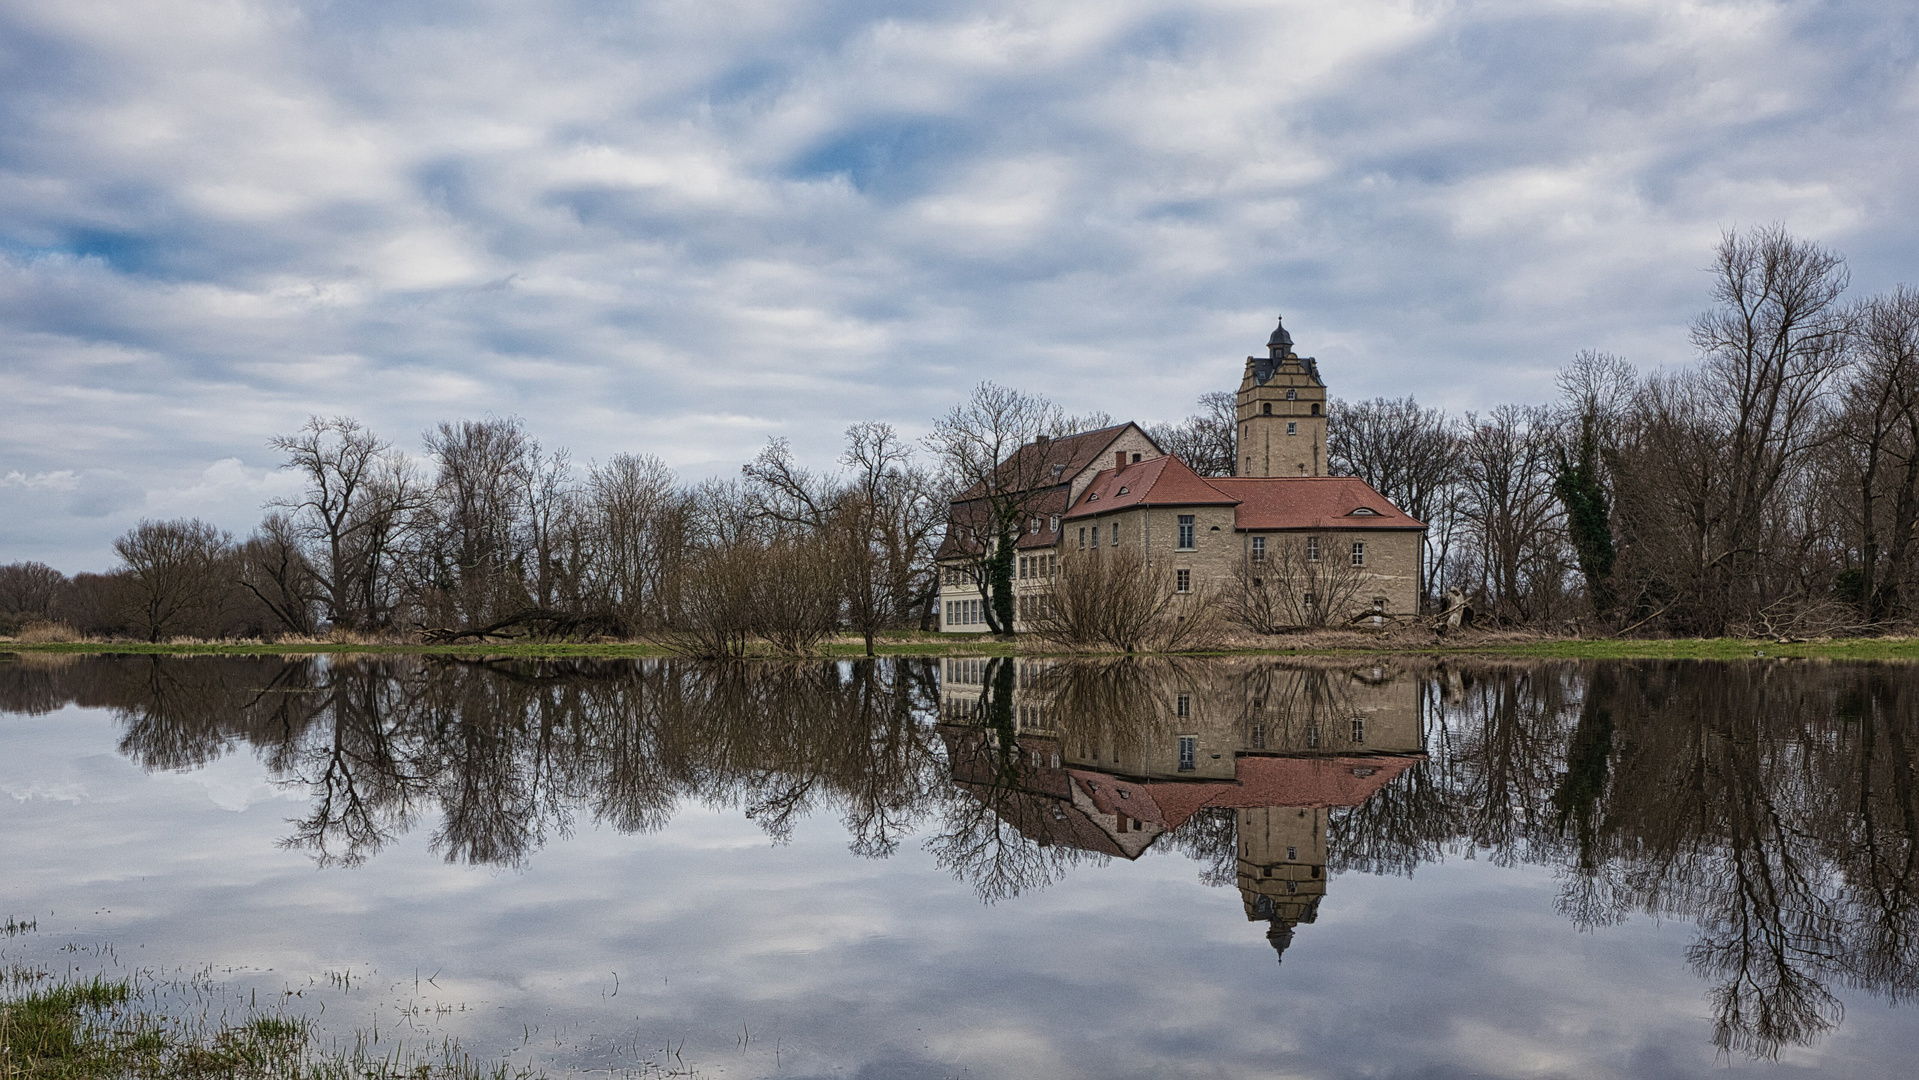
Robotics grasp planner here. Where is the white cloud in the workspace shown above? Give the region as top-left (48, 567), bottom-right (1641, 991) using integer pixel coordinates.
top-left (2, 0), bottom-right (1917, 569)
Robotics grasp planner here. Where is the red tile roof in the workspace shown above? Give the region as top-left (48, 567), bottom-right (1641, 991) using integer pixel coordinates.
top-left (1209, 476), bottom-right (1424, 531)
top-left (1070, 755), bottom-right (1420, 835)
top-left (1062, 455), bottom-right (1237, 521)
top-left (951, 423), bottom-right (1150, 502)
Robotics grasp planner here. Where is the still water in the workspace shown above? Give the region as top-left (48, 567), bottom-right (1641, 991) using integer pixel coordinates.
top-left (2, 653), bottom-right (1916, 1078)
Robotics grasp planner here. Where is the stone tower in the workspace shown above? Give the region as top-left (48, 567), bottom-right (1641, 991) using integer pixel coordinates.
top-left (1237, 316), bottom-right (1328, 477)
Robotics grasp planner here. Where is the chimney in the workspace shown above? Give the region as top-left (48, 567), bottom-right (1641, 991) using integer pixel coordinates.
top-left (1115, 451), bottom-right (1127, 471)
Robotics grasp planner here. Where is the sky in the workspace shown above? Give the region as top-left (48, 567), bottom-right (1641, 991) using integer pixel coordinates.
top-left (3, 0), bottom-right (1918, 572)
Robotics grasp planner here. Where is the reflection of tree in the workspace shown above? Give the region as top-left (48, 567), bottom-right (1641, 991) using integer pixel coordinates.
top-left (928, 658), bottom-right (1094, 901)
top-left (9, 653), bottom-right (1919, 1059)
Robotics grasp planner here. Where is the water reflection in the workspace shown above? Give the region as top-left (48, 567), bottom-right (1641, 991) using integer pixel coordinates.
top-left (3, 652), bottom-right (1917, 1059)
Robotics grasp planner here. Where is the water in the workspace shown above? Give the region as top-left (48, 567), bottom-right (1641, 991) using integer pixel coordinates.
top-left (2, 653), bottom-right (1916, 1078)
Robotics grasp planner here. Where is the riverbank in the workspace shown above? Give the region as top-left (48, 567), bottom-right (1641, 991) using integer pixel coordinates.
top-left (4, 631), bottom-right (1918, 661)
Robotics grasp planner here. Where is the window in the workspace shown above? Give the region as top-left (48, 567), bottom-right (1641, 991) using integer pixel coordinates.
top-left (1177, 694), bottom-right (1191, 718)
top-left (1351, 541), bottom-right (1366, 566)
top-left (1307, 725), bottom-right (1320, 749)
top-left (1177, 514), bottom-right (1195, 549)
top-left (1306, 536), bottom-right (1320, 561)
top-left (1112, 523), bottom-right (1120, 546)
top-left (945, 601), bottom-right (953, 625)
top-left (1352, 719), bottom-right (1366, 743)
top-left (1178, 735), bottom-right (1197, 771)
top-left (1303, 591), bottom-right (1316, 610)
top-left (1251, 724), bottom-right (1265, 749)
top-left (1287, 421), bottom-right (1297, 436)
top-left (1018, 556), bottom-right (1027, 580)
top-left (1288, 388), bottom-right (1298, 400)
top-left (1049, 515), bottom-right (1059, 533)
top-left (1117, 486), bottom-right (1129, 495)
top-left (1311, 403), bottom-right (1321, 416)
top-left (1286, 845), bottom-right (1297, 861)
top-left (1262, 402), bottom-right (1272, 415)
top-left (1078, 527), bottom-right (1086, 549)
top-left (1176, 568), bottom-right (1191, 593)
top-left (1251, 536), bottom-right (1265, 562)
top-left (1030, 517), bottom-right (1041, 534)
top-left (1373, 596), bottom-right (1386, 613)
top-left (1131, 453), bottom-right (1141, 463)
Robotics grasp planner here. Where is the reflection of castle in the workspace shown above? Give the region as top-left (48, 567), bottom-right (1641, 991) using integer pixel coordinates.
top-left (939, 658), bottom-right (1424, 961)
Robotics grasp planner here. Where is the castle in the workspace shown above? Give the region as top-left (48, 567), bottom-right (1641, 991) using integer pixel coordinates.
top-left (936, 318), bottom-right (1427, 633)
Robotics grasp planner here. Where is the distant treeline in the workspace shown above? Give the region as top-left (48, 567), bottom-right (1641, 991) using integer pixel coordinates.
top-left (3, 225), bottom-right (1915, 643)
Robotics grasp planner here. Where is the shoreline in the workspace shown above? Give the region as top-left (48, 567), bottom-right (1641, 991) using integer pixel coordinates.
top-left (5, 634), bottom-right (1919, 662)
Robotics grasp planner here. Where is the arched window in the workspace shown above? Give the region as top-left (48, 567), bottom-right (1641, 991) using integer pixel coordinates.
top-left (1311, 403), bottom-right (1321, 416)
top-left (1262, 402), bottom-right (1272, 415)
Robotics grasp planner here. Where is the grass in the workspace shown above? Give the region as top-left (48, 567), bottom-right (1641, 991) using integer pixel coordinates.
top-left (0, 972), bottom-right (542, 1080)
top-left (4, 634), bottom-right (1919, 663)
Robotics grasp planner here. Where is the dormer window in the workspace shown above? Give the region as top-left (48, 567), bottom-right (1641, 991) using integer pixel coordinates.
top-left (1351, 507), bottom-right (1380, 516)
top-left (1117, 486), bottom-right (1129, 495)
top-left (1087, 492), bottom-right (1099, 502)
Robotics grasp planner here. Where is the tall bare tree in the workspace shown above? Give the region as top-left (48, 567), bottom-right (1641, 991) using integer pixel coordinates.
top-left (1835, 286), bottom-right (1919, 621)
top-left (271, 417), bottom-right (421, 631)
top-left (925, 383), bottom-right (1080, 635)
top-left (1689, 225), bottom-right (1851, 624)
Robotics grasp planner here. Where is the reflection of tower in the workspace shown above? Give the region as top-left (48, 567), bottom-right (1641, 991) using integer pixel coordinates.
top-left (1237, 805), bottom-right (1328, 963)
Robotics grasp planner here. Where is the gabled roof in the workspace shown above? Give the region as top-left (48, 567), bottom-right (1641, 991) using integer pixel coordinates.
top-left (952, 423), bottom-right (1148, 502)
top-left (1209, 476), bottom-right (1424, 531)
top-left (1062, 455), bottom-right (1237, 521)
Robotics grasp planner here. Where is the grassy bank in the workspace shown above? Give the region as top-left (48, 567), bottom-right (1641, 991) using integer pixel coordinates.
top-left (0, 973), bottom-right (533, 1080)
top-left (5, 633), bottom-right (1919, 662)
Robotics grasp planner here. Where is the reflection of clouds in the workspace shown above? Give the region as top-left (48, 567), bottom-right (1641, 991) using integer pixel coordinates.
top-left (6, 660), bottom-right (1919, 1077)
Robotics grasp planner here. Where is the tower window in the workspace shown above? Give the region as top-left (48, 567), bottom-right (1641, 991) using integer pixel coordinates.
top-left (1262, 402), bottom-right (1272, 415)
top-left (1287, 422), bottom-right (1297, 436)
top-left (1311, 403), bottom-right (1321, 416)
top-left (1286, 388), bottom-right (1297, 400)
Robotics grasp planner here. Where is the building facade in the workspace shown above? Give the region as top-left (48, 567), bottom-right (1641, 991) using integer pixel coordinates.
top-left (937, 318), bottom-right (1427, 633)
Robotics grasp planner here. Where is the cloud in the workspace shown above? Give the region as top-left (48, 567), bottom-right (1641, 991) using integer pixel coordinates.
top-left (3, 0), bottom-right (1918, 569)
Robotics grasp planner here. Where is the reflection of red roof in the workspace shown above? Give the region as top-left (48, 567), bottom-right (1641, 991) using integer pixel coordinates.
top-left (1062, 456), bottom-right (1237, 520)
top-left (1071, 754), bottom-right (1420, 832)
top-left (1210, 476), bottom-right (1424, 531)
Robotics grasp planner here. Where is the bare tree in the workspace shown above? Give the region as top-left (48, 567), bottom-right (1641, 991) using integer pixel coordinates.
top-left (925, 383), bottom-right (1075, 635)
top-left (1458, 405), bottom-right (1569, 624)
top-left (271, 417), bottom-right (421, 631)
top-left (1148, 391), bottom-right (1238, 477)
top-left (1028, 548), bottom-right (1223, 652)
top-left (582, 453), bottom-right (684, 633)
top-left (0, 561), bottom-right (66, 633)
top-left (1328, 396), bottom-right (1463, 601)
top-left (235, 512), bottom-right (318, 636)
top-left (1835, 286), bottom-right (1919, 622)
top-left (1552, 352), bottom-right (1637, 620)
top-left (1227, 536), bottom-right (1367, 632)
top-left (113, 518), bottom-right (235, 641)
top-left (1689, 225), bottom-right (1852, 626)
